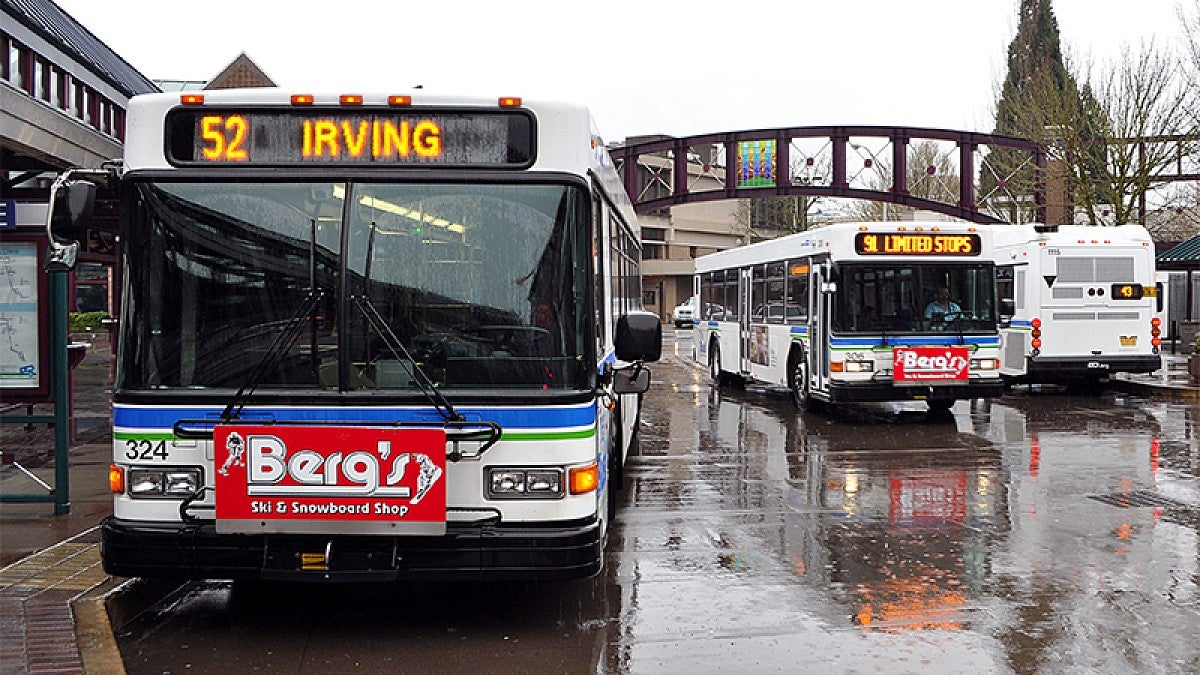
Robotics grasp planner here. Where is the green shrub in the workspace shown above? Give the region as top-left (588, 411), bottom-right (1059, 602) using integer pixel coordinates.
top-left (69, 311), bottom-right (108, 331)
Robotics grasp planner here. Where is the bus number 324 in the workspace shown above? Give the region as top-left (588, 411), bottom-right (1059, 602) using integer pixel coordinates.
top-left (125, 439), bottom-right (169, 461)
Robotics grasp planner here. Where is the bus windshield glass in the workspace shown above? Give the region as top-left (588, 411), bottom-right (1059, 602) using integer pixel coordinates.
top-left (832, 263), bottom-right (997, 334)
top-left (118, 180), bottom-right (591, 391)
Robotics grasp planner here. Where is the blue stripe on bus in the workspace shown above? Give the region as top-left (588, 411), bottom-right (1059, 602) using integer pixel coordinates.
top-left (114, 403), bottom-right (597, 430)
top-left (789, 326), bottom-right (808, 335)
top-left (830, 336), bottom-right (1000, 347)
top-left (1009, 320), bottom-right (1033, 328)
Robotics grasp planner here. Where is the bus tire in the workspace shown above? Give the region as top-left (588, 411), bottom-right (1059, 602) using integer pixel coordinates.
top-left (709, 341), bottom-right (723, 385)
top-left (788, 348), bottom-right (816, 412)
top-left (607, 414), bottom-right (623, 522)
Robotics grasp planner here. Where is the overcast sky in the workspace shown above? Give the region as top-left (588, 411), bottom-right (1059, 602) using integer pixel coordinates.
top-left (51, 0), bottom-right (1189, 143)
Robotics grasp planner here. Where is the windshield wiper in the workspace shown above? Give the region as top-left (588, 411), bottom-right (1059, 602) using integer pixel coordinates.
top-left (220, 290), bottom-right (324, 423)
top-left (352, 295), bottom-right (464, 423)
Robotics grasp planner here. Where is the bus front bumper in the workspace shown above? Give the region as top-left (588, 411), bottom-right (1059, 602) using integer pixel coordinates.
top-left (1026, 354), bottom-right (1162, 379)
top-left (828, 380), bottom-right (1005, 403)
top-left (100, 515), bottom-right (603, 582)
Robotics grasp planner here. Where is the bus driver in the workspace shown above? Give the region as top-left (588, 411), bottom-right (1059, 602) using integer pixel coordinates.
top-left (924, 287), bottom-right (961, 322)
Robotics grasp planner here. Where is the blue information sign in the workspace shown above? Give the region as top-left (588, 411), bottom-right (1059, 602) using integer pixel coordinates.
top-left (0, 200), bottom-right (14, 230)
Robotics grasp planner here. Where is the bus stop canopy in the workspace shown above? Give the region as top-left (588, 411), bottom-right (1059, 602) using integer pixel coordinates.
top-left (1158, 234), bottom-right (1200, 271)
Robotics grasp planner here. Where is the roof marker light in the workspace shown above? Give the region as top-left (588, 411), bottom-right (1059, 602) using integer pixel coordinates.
top-left (498, 96), bottom-right (522, 107)
top-left (388, 95), bottom-right (413, 106)
top-left (180, 94), bottom-right (204, 105)
top-left (291, 94), bottom-right (315, 106)
top-left (340, 94), bottom-right (364, 105)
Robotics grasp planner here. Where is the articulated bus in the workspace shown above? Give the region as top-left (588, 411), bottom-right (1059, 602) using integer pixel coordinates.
top-left (46, 90), bottom-right (661, 582)
top-left (993, 224), bottom-right (1162, 386)
top-left (694, 222), bottom-right (1007, 412)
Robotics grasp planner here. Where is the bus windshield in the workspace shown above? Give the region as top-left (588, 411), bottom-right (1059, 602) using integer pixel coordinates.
top-left (832, 263), bottom-right (997, 334)
top-left (118, 180), bottom-right (591, 392)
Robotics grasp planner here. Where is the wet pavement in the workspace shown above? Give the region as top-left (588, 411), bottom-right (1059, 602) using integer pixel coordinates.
top-left (109, 330), bottom-right (1200, 674)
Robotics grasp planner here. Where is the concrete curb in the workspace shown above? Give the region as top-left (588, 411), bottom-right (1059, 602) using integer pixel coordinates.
top-left (1109, 377), bottom-right (1200, 401)
top-left (74, 576), bottom-right (187, 673)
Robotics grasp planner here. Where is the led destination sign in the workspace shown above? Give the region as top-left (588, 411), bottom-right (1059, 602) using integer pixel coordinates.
top-left (855, 233), bottom-right (981, 256)
top-left (166, 109), bottom-right (535, 167)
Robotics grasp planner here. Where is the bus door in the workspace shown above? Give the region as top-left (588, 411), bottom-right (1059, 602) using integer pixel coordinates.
top-left (814, 261), bottom-right (833, 393)
top-left (739, 267), bottom-right (752, 374)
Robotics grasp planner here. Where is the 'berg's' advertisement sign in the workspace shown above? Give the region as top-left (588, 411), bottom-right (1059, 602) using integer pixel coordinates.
top-left (214, 425), bottom-right (447, 535)
top-left (892, 346), bottom-right (970, 383)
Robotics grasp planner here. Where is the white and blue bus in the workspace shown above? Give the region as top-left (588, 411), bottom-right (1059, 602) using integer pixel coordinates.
top-left (993, 223), bottom-right (1162, 386)
top-left (46, 89), bottom-right (660, 581)
top-left (694, 221), bottom-right (1007, 412)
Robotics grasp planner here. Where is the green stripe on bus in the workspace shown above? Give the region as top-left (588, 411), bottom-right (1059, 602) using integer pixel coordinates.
top-left (114, 428), bottom-right (597, 443)
top-left (114, 431), bottom-right (176, 441)
top-left (502, 428), bottom-right (596, 441)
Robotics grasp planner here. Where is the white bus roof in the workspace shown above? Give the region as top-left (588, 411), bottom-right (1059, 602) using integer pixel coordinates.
top-left (119, 88), bottom-right (637, 237)
top-left (694, 220), bottom-right (992, 273)
top-left (992, 223), bottom-right (1154, 249)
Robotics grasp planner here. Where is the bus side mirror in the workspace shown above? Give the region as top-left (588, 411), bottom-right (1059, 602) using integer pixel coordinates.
top-left (999, 297), bottom-right (1016, 327)
top-left (50, 180), bottom-right (96, 244)
top-left (45, 179), bottom-right (97, 271)
top-left (612, 366), bottom-right (651, 394)
top-left (615, 311), bottom-right (662, 363)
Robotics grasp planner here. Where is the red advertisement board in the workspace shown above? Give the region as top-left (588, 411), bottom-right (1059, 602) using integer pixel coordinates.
top-left (892, 346), bottom-right (970, 383)
top-left (214, 425), bottom-right (446, 534)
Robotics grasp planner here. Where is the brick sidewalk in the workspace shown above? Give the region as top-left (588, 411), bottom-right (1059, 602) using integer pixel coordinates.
top-left (0, 530), bottom-right (111, 674)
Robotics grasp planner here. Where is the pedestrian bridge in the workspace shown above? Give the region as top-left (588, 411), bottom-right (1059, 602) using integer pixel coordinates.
top-left (608, 125), bottom-right (1046, 224)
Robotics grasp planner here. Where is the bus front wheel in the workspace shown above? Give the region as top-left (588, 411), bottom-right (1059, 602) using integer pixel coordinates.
top-left (789, 350), bottom-right (817, 412)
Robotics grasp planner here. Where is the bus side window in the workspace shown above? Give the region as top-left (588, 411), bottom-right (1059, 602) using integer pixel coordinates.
top-left (786, 259), bottom-right (809, 324)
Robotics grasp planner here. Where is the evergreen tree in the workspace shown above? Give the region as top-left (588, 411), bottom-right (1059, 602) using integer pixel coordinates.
top-left (983, 0), bottom-right (1105, 223)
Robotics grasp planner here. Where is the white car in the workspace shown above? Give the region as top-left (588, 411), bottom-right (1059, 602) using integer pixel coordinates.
top-left (672, 296), bottom-right (697, 328)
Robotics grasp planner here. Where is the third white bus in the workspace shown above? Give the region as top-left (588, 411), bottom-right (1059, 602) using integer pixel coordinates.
top-left (994, 223), bottom-right (1162, 386)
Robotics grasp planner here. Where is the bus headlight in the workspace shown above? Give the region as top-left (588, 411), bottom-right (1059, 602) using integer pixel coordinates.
top-left (970, 358), bottom-right (999, 370)
top-left (127, 467), bottom-right (203, 498)
top-left (487, 467), bottom-right (565, 499)
top-left (843, 360), bottom-right (874, 373)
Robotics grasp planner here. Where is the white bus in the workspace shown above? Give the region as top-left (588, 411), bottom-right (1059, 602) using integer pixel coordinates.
top-left (993, 224), bottom-right (1162, 386)
top-left (46, 89), bottom-right (661, 582)
top-left (694, 221), bottom-right (1007, 412)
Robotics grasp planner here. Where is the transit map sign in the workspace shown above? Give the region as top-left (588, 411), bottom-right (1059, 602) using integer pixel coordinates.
top-left (0, 239), bottom-right (42, 392)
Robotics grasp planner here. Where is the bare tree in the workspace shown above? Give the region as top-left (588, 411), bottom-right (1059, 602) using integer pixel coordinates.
top-left (1008, 40), bottom-right (1198, 226)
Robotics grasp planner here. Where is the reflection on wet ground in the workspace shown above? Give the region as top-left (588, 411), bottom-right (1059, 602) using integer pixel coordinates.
top-left (118, 331), bottom-right (1200, 674)
top-left (614, 333), bottom-right (1200, 673)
